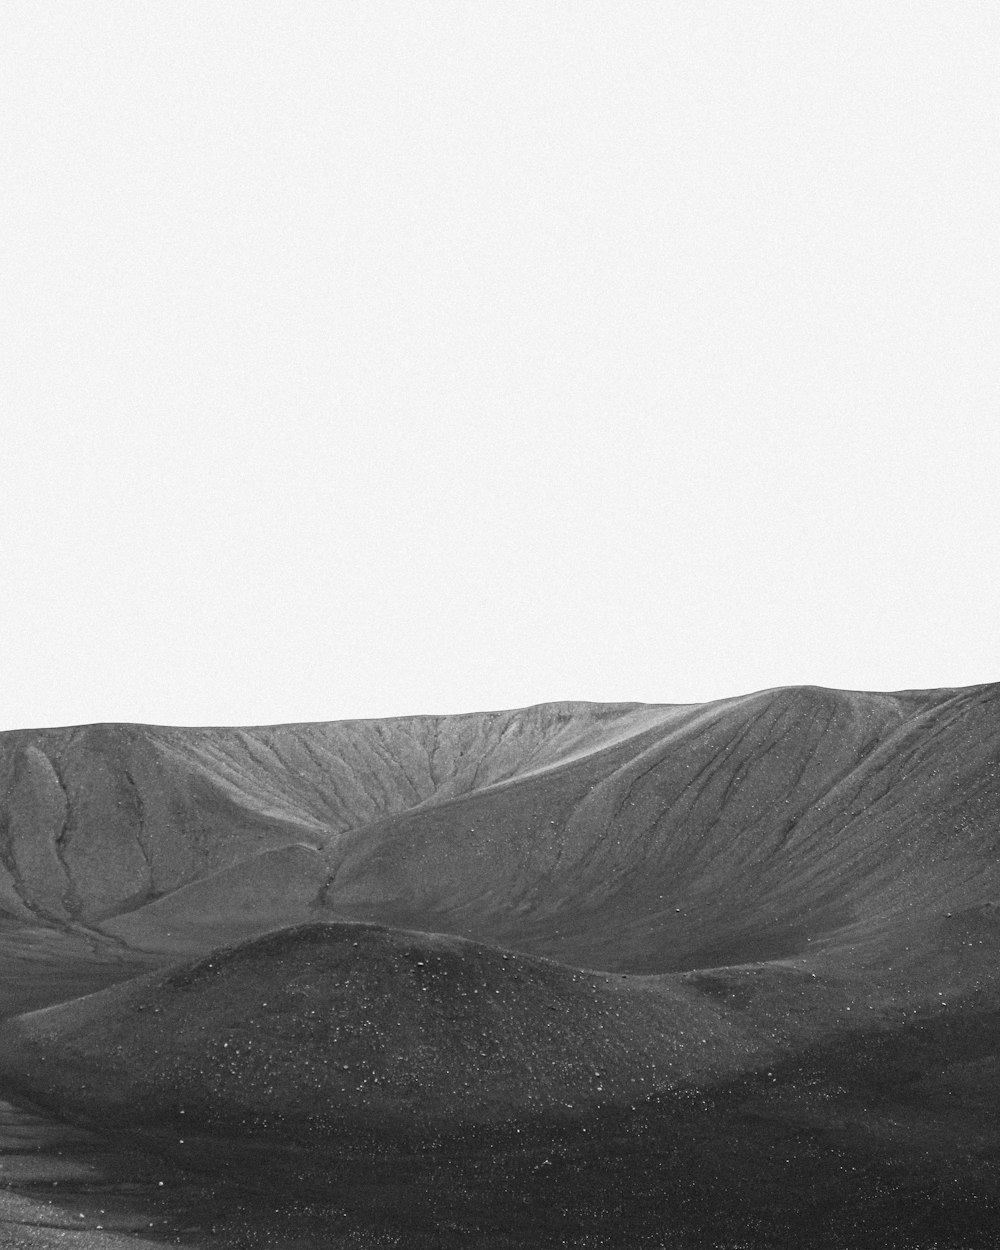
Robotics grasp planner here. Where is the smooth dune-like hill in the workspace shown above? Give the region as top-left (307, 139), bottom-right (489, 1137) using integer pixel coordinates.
top-left (0, 922), bottom-right (768, 1135)
top-left (2, 684), bottom-right (1000, 1244)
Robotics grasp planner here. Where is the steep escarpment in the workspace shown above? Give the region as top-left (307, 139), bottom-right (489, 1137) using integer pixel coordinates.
top-left (3, 685), bottom-right (997, 996)
top-left (0, 702), bottom-right (672, 925)
top-left (326, 684), bottom-right (1000, 974)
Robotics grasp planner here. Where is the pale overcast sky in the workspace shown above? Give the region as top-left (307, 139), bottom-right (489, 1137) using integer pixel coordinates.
top-left (2, 3), bottom-right (998, 729)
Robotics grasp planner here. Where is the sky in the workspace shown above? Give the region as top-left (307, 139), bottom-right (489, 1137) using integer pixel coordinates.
top-left (2, 3), bottom-right (999, 730)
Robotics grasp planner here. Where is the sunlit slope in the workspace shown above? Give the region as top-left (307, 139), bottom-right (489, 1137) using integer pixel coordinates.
top-left (326, 685), bottom-right (1000, 973)
top-left (0, 702), bottom-right (670, 923)
top-left (4, 684), bottom-right (998, 989)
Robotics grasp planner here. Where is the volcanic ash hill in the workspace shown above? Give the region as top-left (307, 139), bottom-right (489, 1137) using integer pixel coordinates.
top-left (0, 921), bottom-right (768, 1145)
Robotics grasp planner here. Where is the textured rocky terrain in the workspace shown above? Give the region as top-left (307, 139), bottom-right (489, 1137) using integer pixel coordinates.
top-left (1, 686), bottom-right (999, 1247)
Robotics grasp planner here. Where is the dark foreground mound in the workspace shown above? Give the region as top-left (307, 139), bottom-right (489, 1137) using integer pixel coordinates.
top-left (4, 924), bottom-right (1000, 1247)
top-left (0, 922), bottom-right (764, 1138)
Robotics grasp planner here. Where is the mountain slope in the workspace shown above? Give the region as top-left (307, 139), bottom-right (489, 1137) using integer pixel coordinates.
top-left (0, 702), bottom-right (674, 924)
top-left (324, 684), bottom-right (1000, 975)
